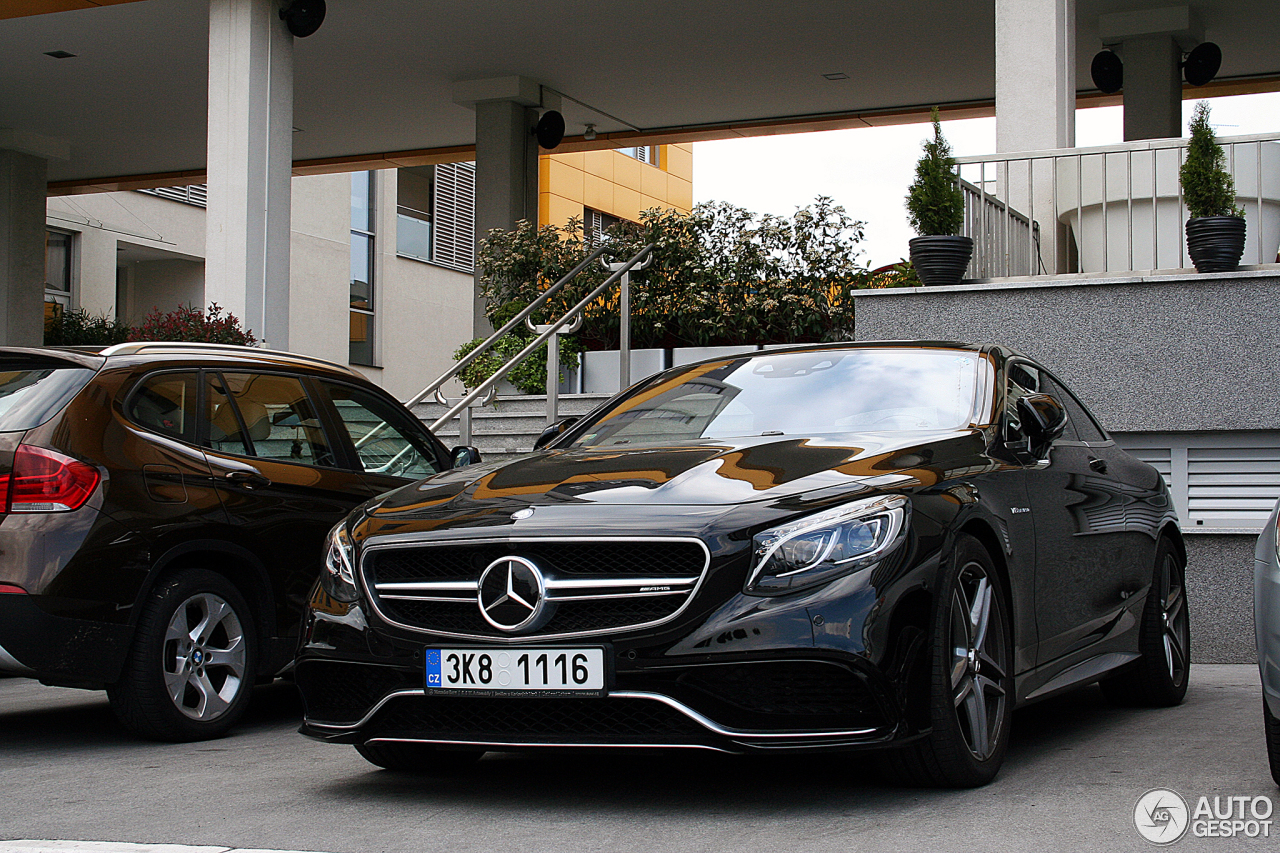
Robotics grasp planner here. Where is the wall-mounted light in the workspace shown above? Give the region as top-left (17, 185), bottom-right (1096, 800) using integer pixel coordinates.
top-left (583, 123), bottom-right (597, 141)
top-left (1091, 49), bottom-right (1124, 94)
top-left (532, 110), bottom-right (566, 149)
top-left (1182, 41), bottom-right (1222, 87)
top-left (280, 0), bottom-right (326, 38)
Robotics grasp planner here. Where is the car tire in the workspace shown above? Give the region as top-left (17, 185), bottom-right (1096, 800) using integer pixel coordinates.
top-left (107, 568), bottom-right (256, 742)
top-left (355, 741), bottom-right (485, 773)
top-left (883, 533), bottom-right (1013, 788)
top-left (1100, 538), bottom-right (1190, 708)
top-left (1265, 702), bottom-right (1280, 788)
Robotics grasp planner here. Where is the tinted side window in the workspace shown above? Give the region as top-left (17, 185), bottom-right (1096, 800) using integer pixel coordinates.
top-left (127, 372), bottom-right (199, 443)
top-left (321, 381), bottom-right (443, 478)
top-left (220, 372), bottom-right (336, 467)
top-left (1042, 375), bottom-right (1106, 442)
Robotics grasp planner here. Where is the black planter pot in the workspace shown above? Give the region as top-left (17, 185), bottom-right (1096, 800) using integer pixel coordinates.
top-left (909, 236), bottom-right (974, 287)
top-left (1186, 215), bottom-right (1246, 273)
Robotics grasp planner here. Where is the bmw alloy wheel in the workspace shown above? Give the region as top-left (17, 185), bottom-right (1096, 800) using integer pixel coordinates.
top-left (163, 592), bottom-right (248, 721)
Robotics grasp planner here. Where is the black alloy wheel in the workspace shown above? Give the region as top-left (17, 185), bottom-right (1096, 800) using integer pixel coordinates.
top-left (1266, 702), bottom-right (1280, 787)
top-left (1101, 538), bottom-right (1191, 707)
top-left (356, 741), bottom-right (485, 773)
top-left (885, 534), bottom-right (1013, 787)
top-left (107, 568), bottom-right (257, 741)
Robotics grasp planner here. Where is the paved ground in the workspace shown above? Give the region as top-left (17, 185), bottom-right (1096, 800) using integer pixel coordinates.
top-left (1, 665), bottom-right (1275, 853)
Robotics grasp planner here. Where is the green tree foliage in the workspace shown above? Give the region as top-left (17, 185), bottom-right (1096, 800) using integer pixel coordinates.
top-left (905, 109), bottom-right (965, 237)
top-left (473, 197), bottom-right (883, 366)
top-left (1180, 101), bottom-right (1243, 219)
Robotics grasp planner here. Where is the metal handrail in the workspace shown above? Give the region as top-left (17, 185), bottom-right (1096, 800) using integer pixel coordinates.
top-left (426, 243), bottom-right (656, 434)
top-left (404, 243), bottom-right (615, 409)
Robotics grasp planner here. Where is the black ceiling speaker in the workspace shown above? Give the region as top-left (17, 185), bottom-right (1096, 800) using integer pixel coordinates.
top-left (1091, 50), bottom-right (1123, 94)
top-left (533, 110), bottom-right (566, 149)
top-left (1183, 42), bottom-right (1222, 87)
top-left (280, 0), bottom-right (326, 38)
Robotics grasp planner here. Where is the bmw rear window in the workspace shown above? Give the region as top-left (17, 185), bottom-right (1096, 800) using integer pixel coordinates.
top-left (0, 360), bottom-right (99, 432)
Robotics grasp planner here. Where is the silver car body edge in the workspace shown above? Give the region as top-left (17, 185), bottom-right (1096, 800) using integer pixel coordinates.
top-left (1254, 499), bottom-right (1280, 719)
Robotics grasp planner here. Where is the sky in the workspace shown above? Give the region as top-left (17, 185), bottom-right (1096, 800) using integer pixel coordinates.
top-left (692, 92), bottom-right (1280, 270)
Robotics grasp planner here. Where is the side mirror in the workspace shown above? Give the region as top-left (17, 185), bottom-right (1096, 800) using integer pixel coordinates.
top-left (1016, 394), bottom-right (1067, 446)
top-left (451, 445), bottom-right (482, 468)
top-left (533, 416), bottom-right (579, 451)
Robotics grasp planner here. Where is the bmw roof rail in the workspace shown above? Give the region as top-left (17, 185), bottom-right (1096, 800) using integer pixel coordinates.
top-left (98, 341), bottom-right (359, 375)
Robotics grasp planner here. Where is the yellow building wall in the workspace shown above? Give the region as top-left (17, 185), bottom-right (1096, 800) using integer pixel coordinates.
top-left (539, 143), bottom-right (694, 229)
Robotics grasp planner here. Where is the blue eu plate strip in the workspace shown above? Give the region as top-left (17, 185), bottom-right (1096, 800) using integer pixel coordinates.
top-left (425, 648), bottom-right (442, 687)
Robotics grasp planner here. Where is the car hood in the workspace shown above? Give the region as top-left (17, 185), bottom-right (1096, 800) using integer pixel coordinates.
top-left (365, 429), bottom-right (989, 528)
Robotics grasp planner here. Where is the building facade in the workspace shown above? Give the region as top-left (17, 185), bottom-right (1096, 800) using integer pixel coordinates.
top-left (43, 144), bottom-right (694, 400)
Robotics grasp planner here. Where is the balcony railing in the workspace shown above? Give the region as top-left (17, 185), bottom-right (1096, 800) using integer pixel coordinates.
top-left (954, 132), bottom-right (1280, 279)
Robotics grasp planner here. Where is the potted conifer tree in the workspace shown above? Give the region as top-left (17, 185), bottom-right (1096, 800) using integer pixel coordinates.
top-left (1180, 101), bottom-right (1246, 273)
top-left (906, 108), bottom-right (972, 286)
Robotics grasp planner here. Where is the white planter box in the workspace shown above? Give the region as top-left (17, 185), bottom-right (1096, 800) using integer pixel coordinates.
top-left (581, 349), bottom-right (666, 394)
top-left (671, 345), bottom-right (762, 368)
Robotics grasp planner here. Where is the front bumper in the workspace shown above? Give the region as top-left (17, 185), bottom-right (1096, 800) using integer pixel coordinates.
top-left (296, 657), bottom-right (909, 753)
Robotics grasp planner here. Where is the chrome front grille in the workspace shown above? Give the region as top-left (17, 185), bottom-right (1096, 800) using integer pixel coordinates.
top-left (362, 538), bottom-right (710, 641)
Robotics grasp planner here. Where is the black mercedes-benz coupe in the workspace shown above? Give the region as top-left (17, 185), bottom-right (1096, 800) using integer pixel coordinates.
top-left (296, 341), bottom-right (1191, 787)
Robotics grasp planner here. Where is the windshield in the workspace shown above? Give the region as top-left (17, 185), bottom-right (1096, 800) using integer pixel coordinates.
top-left (0, 362), bottom-right (98, 432)
top-left (570, 348), bottom-right (981, 449)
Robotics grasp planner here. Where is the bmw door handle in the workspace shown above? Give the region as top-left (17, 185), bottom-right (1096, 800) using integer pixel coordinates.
top-left (225, 468), bottom-right (271, 489)
top-left (1088, 457), bottom-right (1108, 474)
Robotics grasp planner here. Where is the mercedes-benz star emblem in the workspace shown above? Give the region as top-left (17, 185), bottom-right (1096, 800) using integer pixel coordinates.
top-left (477, 555), bottom-right (549, 633)
top-left (511, 507), bottom-right (535, 521)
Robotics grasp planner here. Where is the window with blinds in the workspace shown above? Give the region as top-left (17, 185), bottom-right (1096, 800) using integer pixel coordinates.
top-left (1114, 432), bottom-right (1280, 530)
top-left (430, 163), bottom-right (476, 272)
top-left (138, 185), bottom-right (208, 207)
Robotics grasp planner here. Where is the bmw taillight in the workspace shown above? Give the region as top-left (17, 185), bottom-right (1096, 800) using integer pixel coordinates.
top-left (3, 445), bottom-right (100, 513)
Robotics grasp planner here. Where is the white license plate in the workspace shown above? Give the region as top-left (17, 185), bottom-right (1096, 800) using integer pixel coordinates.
top-left (425, 647), bottom-right (606, 696)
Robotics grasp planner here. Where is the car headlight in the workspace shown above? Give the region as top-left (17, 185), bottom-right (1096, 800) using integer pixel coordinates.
top-left (321, 521), bottom-right (360, 602)
top-left (745, 495), bottom-right (908, 595)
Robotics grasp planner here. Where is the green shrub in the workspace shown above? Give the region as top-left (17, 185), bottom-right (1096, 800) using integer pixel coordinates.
top-left (1180, 101), bottom-right (1244, 219)
top-left (905, 108), bottom-right (965, 237)
top-left (452, 333), bottom-right (583, 395)
top-left (43, 307), bottom-right (131, 347)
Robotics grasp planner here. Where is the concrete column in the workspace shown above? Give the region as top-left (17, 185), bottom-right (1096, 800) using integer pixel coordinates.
top-left (995, 0), bottom-right (1076, 153)
top-left (995, 0), bottom-right (1076, 274)
top-left (205, 0), bottom-right (293, 349)
top-left (1100, 7), bottom-right (1202, 141)
top-left (1121, 36), bottom-right (1182, 141)
top-left (454, 77), bottom-right (542, 339)
top-left (0, 148), bottom-right (48, 347)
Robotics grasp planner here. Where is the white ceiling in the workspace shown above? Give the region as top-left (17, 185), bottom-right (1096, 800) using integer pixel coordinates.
top-left (1, 0), bottom-right (1276, 185)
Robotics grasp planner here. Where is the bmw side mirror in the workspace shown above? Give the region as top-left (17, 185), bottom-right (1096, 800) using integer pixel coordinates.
top-left (1017, 394), bottom-right (1068, 446)
top-left (451, 445), bottom-right (482, 468)
top-left (533, 416), bottom-right (579, 451)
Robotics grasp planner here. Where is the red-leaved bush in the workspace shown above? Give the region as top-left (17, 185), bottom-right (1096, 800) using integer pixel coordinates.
top-left (129, 303), bottom-right (258, 346)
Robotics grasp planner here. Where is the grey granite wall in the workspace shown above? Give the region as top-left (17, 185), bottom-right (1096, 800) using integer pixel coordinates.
top-left (852, 270), bottom-right (1280, 433)
top-left (1185, 534), bottom-right (1257, 663)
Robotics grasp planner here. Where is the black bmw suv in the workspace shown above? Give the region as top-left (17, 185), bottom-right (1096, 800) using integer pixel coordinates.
top-left (0, 342), bottom-right (468, 741)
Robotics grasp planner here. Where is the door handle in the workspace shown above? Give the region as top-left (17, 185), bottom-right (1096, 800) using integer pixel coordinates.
top-left (1088, 457), bottom-right (1108, 474)
top-left (225, 469), bottom-right (271, 489)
